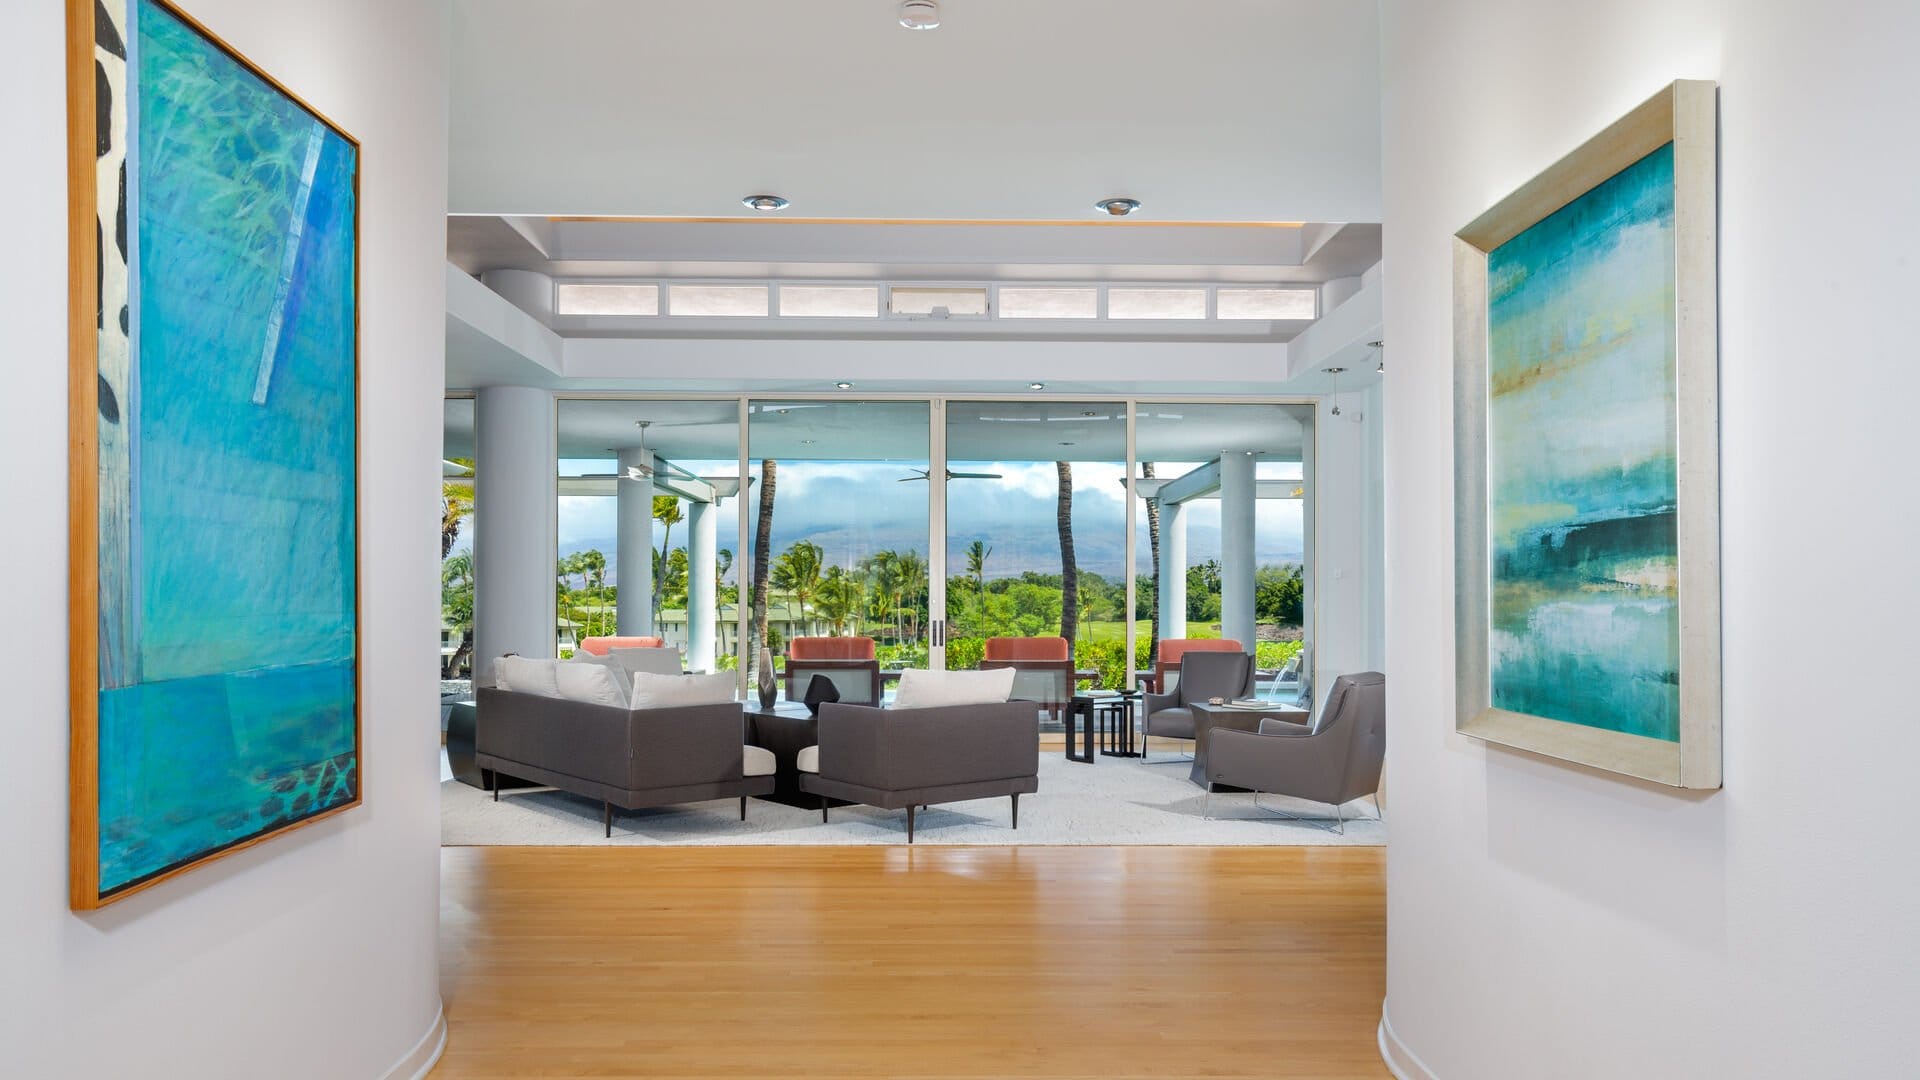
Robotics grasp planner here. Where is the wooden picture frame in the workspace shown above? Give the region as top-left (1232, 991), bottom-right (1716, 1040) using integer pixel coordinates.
top-left (68, 0), bottom-right (363, 908)
top-left (1453, 80), bottom-right (1721, 788)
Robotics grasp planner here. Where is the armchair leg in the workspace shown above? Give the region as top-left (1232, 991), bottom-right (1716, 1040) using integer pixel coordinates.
top-left (821, 795), bottom-right (830, 824)
top-left (1011, 792), bottom-right (1019, 830)
top-left (603, 800), bottom-right (612, 838)
top-left (906, 805), bottom-right (916, 844)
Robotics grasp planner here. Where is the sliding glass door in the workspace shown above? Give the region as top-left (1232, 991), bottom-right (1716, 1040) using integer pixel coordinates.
top-left (943, 401), bottom-right (1130, 687)
top-left (743, 400), bottom-right (931, 696)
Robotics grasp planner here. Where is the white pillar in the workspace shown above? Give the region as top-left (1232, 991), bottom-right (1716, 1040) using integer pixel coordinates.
top-left (1219, 451), bottom-right (1257, 651)
top-left (686, 499), bottom-right (718, 672)
top-left (615, 448), bottom-right (654, 636)
top-left (475, 385), bottom-right (556, 672)
top-left (1158, 500), bottom-right (1187, 645)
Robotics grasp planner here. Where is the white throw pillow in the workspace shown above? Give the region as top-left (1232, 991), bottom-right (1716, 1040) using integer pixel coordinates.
top-left (554, 660), bottom-right (630, 708)
top-left (892, 667), bottom-right (1016, 709)
top-left (495, 656), bottom-right (562, 698)
top-left (630, 671), bottom-right (737, 710)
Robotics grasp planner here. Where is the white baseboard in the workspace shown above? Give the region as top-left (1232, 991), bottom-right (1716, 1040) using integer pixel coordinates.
top-left (1378, 1000), bottom-right (1439, 1080)
top-left (383, 1001), bottom-right (447, 1080)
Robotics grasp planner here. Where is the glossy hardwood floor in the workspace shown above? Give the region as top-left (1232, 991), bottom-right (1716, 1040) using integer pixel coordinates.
top-left (436, 845), bottom-right (1390, 1079)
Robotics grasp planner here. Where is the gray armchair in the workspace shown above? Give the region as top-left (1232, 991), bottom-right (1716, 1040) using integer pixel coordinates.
top-left (1204, 671), bottom-right (1385, 832)
top-left (797, 700), bottom-right (1039, 842)
top-left (1141, 650), bottom-right (1256, 761)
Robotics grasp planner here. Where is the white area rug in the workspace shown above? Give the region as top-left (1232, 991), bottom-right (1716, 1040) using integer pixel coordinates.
top-left (441, 752), bottom-right (1384, 847)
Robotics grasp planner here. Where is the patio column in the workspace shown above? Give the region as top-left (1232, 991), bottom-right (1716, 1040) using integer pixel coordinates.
top-left (1158, 499), bottom-right (1187, 645)
top-left (686, 497), bottom-right (718, 672)
top-left (614, 447), bottom-right (655, 636)
top-left (474, 385), bottom-right (556, 669)
top-left (1219, 451), bottom-right (1257, 651)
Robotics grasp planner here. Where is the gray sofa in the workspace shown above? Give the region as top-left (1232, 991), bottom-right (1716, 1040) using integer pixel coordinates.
top-left (797, 700), bottom-right (1039, 842)
top-left (476, 687), bottom-right (775, 836)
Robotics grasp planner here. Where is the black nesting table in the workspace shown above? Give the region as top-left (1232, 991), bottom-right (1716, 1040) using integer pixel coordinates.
top-left (744, 700), bottom-right (853, 808)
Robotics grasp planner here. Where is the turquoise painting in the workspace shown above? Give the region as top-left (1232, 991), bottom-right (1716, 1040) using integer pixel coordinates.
top-left (1485, 144), bottom-right (1679, 742)
top-left (88, 0), bottom-right (359, 897)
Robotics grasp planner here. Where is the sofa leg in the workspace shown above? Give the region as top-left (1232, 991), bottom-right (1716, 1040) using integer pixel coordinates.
top-left (489, 770), bottom-right (497, 801)
top-left (1011, 792), bottom-right (1019, 830)
top-left (906, 804), bottom-right (916, 844)
top-left (603, 800), bottom-right (612, 838)
top-left (821, 795), bottom-right (829, 824)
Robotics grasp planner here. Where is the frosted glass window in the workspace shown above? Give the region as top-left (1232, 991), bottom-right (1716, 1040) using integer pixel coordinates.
top-left (1107, 288), bottom-right (1207, 319)
top-left (890, 286), bottom-right (989, 316)
top-left (1216, 287), bottom-right (1317, 320)
top-left (554, 283), bottom-right (659, 316)
top-left (780, 285), bottom-right (879, 317)
top-left (668, 285), bottom-right (769, 316)
top-left (999, 287), bottom-right (1098, 319)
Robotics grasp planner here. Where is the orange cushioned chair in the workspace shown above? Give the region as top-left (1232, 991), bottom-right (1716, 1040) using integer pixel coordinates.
top-left (982, 637), bottom-right (1071, 662)
top-left (785, 637), bottom-right (881, 705)
top-left (1150, 638), bottom-right (1245, 695)
top-left (789, 636), bottom-right (877, 660)
top-left (578, 636), bottom-right (666, 656)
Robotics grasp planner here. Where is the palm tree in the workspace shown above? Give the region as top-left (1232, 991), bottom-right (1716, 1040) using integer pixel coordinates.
top-left (749, 459), bottom-right (777, 667)
top-left (441, 551), bottom-right (474, 678)
top-left (442, 459), bottom-right (474, 560)
top-left (865, 549), bottom-right (903, 642)
top-left (1056, 461), bottom-right (1079, 645)
top-left (771, 540), bottom-right (824, 627)
top-left (653, 495), bottom-right (683, 564)
top-left (965, 540), bottom-right (991, 598)
top-left (815, 565), bottom-right (863, 636)
top-left (1143, 461), bottom-right (1160, 662)
top-left (892, 549), bottom-right (928, 640)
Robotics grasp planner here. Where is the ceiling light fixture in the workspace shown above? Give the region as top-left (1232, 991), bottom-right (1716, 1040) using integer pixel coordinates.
top-left (743, 194), bottom-right (790, 212)
top-left (1029, 382), bottom-right (1046, 390)
top-left (835, 381), bottom-right (854, 390)
top-left (898, 0), bottom-right (941, 30)
top-left (1095, 197), bottom-right (1142, 217)
top-left (1325, 367), bottom-right (1347, 417)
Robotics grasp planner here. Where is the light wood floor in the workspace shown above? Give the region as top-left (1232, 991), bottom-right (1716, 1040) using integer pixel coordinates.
top-left (435, 845), bottom-right (1390, 1080)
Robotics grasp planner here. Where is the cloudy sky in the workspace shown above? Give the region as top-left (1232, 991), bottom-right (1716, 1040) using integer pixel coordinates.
top-left (551, 459), bottom-right (1305, 586)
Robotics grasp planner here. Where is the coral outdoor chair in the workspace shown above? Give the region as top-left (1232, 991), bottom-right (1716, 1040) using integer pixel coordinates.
top-left (785, 636), bottom-right (882, 706)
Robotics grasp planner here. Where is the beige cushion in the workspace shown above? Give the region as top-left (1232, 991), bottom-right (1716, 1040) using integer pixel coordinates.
top-left (743, 744), bottom-right (776, 777)
top-left (495, 656), bottom-right (563, 698)
top-left (892, 667), bottom-right (1017, 709)
top-left (554, 660), bottom-right (628, 708)
top-left (630, 671), bottom-right (736, 709)
top-left (796, 745), bottom-right (819, 774)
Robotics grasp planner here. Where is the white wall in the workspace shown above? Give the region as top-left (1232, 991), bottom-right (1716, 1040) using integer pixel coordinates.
top-left (1379, 1), bottom-right (1920, 1076)
top-left (0, 2), bottom-right (449, 1076)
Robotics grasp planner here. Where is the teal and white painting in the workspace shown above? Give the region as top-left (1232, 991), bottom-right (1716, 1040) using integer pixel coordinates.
top-left (79, 0), bottom-right (359, 903)
top-left (1484, 143), bottom-right (1680, 742)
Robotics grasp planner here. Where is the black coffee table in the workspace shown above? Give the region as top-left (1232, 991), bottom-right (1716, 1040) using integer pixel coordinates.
top-left (744, 701), bottom-right (852, 808)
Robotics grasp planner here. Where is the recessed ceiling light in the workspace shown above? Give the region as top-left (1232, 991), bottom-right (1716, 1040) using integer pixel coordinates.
top-left (1324, 367), bottom-right (1347, 374)
top-left (1081, 411), bottom-right (1099, 417)
top-left (743, 194), bottom-right (790, 212)
top-left (898, 0), bottom-right (940, 30)
top-left (1029, 382), bottom-right (1046, 390)
top-left (835, 381), bottom-right (853, 390)
top-left (1094, 197), bottom-right (1142, 217)
top-left (1058, 441), bottom-right (1075, 447)
top-left (800, 439), bottom-right (816, 445)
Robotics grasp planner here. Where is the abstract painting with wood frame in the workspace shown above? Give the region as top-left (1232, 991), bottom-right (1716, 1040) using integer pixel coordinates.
top-left (67, 0), bottom-right (361, 908)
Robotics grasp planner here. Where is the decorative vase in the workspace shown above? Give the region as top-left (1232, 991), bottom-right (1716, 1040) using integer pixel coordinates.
top-left (756, 647), bottom-right (778, 708)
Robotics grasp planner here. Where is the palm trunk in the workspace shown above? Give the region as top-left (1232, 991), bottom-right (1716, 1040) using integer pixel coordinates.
top-left (1056, 461), bottom-right (1078, 646)
top-left (1143, 461), bottom-right (1160, 664)
top-left (749, 459), bottom-right (777, 668)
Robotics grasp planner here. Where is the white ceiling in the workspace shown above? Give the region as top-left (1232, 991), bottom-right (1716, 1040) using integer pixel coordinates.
top-left (449, 0), bottom-right (1382, 223)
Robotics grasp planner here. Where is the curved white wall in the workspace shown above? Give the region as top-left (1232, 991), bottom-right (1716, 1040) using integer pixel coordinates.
top-left (1379, 0), bottom-right (1920, 1076)
top-left (0, 1), bottom-right (449, 1076)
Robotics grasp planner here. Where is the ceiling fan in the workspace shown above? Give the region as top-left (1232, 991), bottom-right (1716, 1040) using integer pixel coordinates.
top-left (899, 468), bottom-right (1004, 483)
top-left (575, 420), bottom-right (658, 482)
